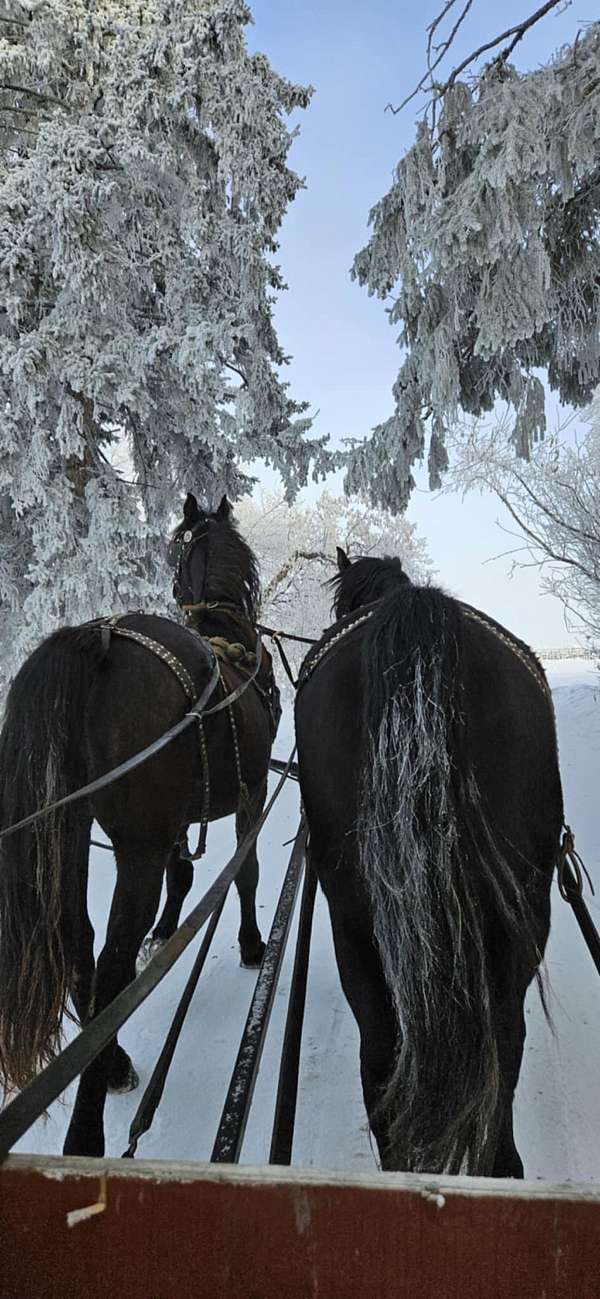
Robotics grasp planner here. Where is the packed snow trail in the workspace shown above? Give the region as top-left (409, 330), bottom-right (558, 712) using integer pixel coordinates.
top-left (13, 662), bottom-right (600, 1180)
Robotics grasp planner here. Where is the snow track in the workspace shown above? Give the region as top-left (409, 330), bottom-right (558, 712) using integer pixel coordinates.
top-left (14, 665), bottom-right (600, 1180)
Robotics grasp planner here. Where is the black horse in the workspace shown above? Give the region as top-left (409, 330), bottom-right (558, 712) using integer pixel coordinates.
top-left (0, 494), bottom-right (277, 1156)
top-left (295, 550), bottom-right (563, 1177)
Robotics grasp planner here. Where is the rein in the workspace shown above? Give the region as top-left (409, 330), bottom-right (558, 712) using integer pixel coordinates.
top-left (296, 589), bottom-right (600, 976)
top-left (0, 627), bottom-right (264, 846)
top-left (557, 826), bottom-right (600, 977)
top-left (257, 628), bottom-right (307, 690)
top-left (182, 599), bottom-right (318, 690)
top-left (0, 747), bottom-right (299, 1162)
top-left (256, 622), bottom-right (317, 646)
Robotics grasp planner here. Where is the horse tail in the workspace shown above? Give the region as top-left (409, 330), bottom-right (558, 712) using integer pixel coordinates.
top-left (0, 627), bottom-right (103, 1093)
top-left (360, 585), bottom-right (534, 1174)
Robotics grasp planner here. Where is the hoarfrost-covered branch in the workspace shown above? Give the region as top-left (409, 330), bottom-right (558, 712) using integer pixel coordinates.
top-left (445, 399), bottom-right (600, 645)
top-left (387, 0), bottom-right (475, 115)
top-left (350, 17), bottom-right (600, 514)
top-left (236, 490), bottom-right (432, 696)
top-left (0, 0), bottom-right (334, 677)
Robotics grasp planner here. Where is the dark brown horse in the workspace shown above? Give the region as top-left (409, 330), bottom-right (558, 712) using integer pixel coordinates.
top-left (0, 494), bottom-right (277, 1156)
top-left (296, 550), bottom-right (563, 1177)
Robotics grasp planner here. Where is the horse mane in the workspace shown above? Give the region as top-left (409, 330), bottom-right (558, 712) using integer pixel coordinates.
top-left (172, 510), bottom-right (261, 620)
top-left (329, 555), bottom-right (410, 619)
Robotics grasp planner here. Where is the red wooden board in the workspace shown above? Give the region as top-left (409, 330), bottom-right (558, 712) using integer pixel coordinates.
top-left (1, 1156), bottom-right (599, 1299)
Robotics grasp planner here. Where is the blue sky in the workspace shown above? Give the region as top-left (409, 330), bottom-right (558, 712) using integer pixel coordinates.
top-left (246, 1), bottom-right (598, 646)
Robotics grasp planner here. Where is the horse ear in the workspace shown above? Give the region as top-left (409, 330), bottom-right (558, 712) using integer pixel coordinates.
top-left (336, 546), bottom-right (351, 571)
top-left (183, 493), bottom-right (199, 522)
top-left (215, 494), bottom-right (232, 521)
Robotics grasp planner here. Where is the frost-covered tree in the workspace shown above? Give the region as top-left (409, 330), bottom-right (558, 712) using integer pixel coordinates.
top-left (348, 7), bottom-right (600, 512)
top-left (237, 490), bottom-right (432, 692)
top-left (445, 399), bottom-right (600, 647)
top-left (0, 0), bottom-right (330, 677)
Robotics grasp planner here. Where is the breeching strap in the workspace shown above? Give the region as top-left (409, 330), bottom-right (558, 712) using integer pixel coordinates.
top-left (0, 633), bottom-right (265, 843)
top-left (0, 747), bottom-right (297, 1161)
top-left (0, 660), bottom-right (218, 842)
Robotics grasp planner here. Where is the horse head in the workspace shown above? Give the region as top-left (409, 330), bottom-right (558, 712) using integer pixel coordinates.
top-left (168, 492), bottom-right (260, 621)
top-left (330, 550), bottom-right (410, 620)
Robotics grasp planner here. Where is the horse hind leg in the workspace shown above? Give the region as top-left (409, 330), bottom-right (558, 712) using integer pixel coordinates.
top-left (235, 780), bottom-right (267, 968)
top-left (137, 837), bottom-right (194, 970)
top-left (490, 1000), bottom-right (528, 1179)
top-left (67, 820), bottom-right (133, 1095)
top-left (63, 837), bottom-right (167, 1157)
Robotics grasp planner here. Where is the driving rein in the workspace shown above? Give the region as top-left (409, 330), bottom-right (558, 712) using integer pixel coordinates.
top-left (0, 615), bottom-right (263, 855)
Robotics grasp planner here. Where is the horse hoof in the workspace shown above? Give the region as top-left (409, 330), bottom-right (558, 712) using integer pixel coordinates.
top-left (108, 1061), bottom-right (139, 1094)
top-left (240, 941), bottom-right (266, 969)
top-left (107, 1044), bottom-right (139, 1094)
top-left (136, 935), bottom-right (166, 974)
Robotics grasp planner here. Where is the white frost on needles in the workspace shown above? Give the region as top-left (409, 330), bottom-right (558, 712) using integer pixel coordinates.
top-left (0, 0), bottom-right (331, 675)
top-left (349, 24), bottom-right (600, 512)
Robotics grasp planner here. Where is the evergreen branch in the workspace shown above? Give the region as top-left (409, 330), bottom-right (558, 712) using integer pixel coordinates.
top-left (219, 355), bottom-right (248, 388)
top-left (0, 83), bottom-right (64, 107)
top-left (0, 122), bottom-right (37, 135)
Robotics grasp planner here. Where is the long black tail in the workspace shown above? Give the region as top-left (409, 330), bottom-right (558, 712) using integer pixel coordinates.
top-left (0, 627), bottom-right (103, 1093)
top-left (360, 585), bottom-right (535, 1174)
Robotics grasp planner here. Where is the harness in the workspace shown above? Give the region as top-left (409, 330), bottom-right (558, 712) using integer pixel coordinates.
top-left (95, 611), bottom-right (276, 859)
top-left (182, 604), bottom-right (282, 741)
top-left (0, 612), bottom-right (271, 860)
top-left (296, 598), bottom-right (551, 698)
top-left (96, 613), bottom-right (199, 699)
top-left (297, 607), bottom-right (378, 690)
top-left (295, 592), bottom-right (600, 970)
top-left (167, 520), bottom-right (281, 737)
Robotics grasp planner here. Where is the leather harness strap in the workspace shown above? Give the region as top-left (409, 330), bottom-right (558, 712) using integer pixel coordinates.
top-left (99, 615), bottom-right (198, 702)
top-left (297, 597), bottom-right (550, 701)
top-left (459, 603), bottom-right (550, 698)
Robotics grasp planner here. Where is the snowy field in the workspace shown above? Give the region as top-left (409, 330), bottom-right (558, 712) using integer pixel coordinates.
top-left (14, 660), bottom-right (600, 1181)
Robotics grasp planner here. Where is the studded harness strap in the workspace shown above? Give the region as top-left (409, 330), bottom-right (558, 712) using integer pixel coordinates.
top-left (297, 609), bottom-right (376, 688)
top-left (459, 602), bottom-right (551, 699)
top-left (98, 614), bottom-right (199, 702)
top-left (297, 598), bottom-right (551, 702)
top-left (96, 613), bottom-right (264, 859)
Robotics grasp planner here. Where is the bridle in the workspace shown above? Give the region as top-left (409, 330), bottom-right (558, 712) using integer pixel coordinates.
top-left (167, 521), bottom-right (208, 611)
top-left (167, 523), bottom-right (251, 626)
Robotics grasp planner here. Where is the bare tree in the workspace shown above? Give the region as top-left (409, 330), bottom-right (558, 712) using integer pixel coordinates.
top-left (446, 402), bottom-right (600, 645)
top-left (236, 491), bottom-right (432, 693)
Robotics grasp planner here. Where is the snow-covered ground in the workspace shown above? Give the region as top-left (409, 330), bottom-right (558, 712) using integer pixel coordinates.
top-left (14, 661), bottom-right (600, 1180)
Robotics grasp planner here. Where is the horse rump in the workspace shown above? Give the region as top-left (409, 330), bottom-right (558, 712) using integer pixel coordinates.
top-left (359, 585), bottom-right (561, 1174)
